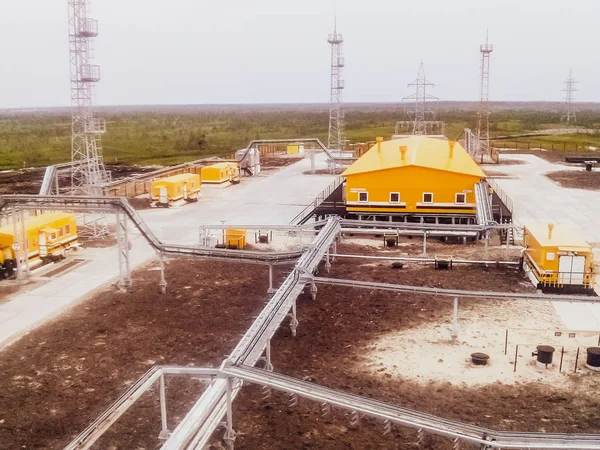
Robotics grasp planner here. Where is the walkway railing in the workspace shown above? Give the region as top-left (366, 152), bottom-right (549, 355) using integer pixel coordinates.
top-left (290, 176), bottom-right (344, 225)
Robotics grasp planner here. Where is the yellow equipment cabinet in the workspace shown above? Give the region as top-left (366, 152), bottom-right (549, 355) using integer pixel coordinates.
top-left (523, 223), bottom-right (595, 290)
top-left (287, 144), bottom-right (304, 155)
top-left (225, 229), bottom-right (246, 249)
top-left (0, 213), bottom-right (78, 278)
top-left (342, 136), bottom-right (486, 216)
top-left (151, 173), bottom-right (201, 207)
top-left (201, 163), bottom-right (240, 184)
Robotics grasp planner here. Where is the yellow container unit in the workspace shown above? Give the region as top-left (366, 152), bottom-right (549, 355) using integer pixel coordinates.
top-left (201, 163), bottom-right (240, 184)
top-left (0, 213), bottom-right (78, 278)
top-left (225, 229), bottom-right (246, 249)
top-left (151, 173), bottom-right (201, 207)
top-left (523, 223), bottom-right (595, 291)
top-left (287, 144), bottom-right (304, 155)
top-left (342, 136), bottom-right (485, 217)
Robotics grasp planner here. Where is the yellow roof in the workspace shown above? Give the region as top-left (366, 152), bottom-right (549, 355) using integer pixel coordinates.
top-left (155, 173), bottom-right (199, 184)
top-left (0, 212), bottom-right (73, 237)
top-left (342, 136), bottom-right (485, 178)
top-left (525, 224), bottom-right (591, 249)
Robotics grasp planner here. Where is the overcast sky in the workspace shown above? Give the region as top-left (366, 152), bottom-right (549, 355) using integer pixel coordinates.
top-left (0, 0), bottom-right (597, 108)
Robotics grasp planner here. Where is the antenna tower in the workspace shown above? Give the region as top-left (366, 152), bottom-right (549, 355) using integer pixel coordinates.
top-left (561, 69), bottom-right (577, 125)
top-left (327, 19), bottom-right (345, 151)
top-left (476, 32), bottom-right (493, 155)
top-left (403, 62), bottom-right (438, 135)
top-left (69, 0), bottom-right (109, 196)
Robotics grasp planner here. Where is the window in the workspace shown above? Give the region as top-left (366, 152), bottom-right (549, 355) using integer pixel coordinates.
top-left (50, 232), bottom-right (57, 240)
top-left (358, 192), bottom-right (368, 203)
top-left (59, 228), bottom-right (64, 237)
top-left (422, 193), bottom-right (433, 203)
top-left (455, 193), bottom-right (466, 204)
top-left (389, 192), bottom-right (400, 203)
top-left (65, 224), bottom-right (71, 235)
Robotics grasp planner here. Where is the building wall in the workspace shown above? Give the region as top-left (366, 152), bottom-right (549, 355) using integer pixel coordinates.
top-left (345, 166), bottom-right (482, 214)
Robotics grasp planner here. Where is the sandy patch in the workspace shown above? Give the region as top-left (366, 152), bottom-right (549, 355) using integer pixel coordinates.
top-left (364, 298), bottom-right (600, 387)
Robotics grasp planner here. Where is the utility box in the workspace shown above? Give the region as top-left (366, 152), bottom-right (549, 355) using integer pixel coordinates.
top-left (151, 173), bottom-right (201, 207)
top-left (287, 145), bottom-right (304, 155)
top-left (523, 223), bottom-right (595, 290)
top-left (225, 229), bottom-right (246, 249)
top-left (201, 162), bottom-right (240, 184)
top-left (235, 148), bottom-right (261, 176)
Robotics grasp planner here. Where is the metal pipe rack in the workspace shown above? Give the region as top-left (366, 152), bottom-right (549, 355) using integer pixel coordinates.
top-left (63, 212), bottom-right (600, 450)
top-left (310, 276), bottom-right (600, 303)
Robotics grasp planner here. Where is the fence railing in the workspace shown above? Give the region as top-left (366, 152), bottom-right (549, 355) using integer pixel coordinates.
top-left (290, 176), bottom-right (344, 225)
top-left (486, 177), bottom-right (514, 214)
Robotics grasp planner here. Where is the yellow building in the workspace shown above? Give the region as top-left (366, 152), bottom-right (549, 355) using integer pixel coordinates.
top-left (201, 162), bottom-right (240, 184)
top-left (342, 137), bottom-right (486, 218)
top-left (524, 223), bottom-right (595, 289)
top-left (151, 173), bottom-right (201, 207)
top-left (0, 212), bottom-right (78, 278)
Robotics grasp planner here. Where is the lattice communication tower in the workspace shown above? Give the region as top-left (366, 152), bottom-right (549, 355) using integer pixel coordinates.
top-left (69, 0), bottom-right (109, 196)
top-left (476, 32), bottom-right (493, 155)
top-left (561, 69), bottom-right (577, 125)
top-left (403, 62), bottom-right (438, 135)
top-left (327, 19), bottom-right (345, 151)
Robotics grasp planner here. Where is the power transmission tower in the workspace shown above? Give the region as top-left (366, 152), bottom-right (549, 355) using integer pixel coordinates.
top-left (327, 18), bottom-right (345, 151)
top-left (561, 69), bottom-right (577, 125)
top-left (69, 0), bottom-right (110, 236)
top-left (476, 31), bottom-right (493, 156)
top-left (403, 62), bottom-right (438, 135)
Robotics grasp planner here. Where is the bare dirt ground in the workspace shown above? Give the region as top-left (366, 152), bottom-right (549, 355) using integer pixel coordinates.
top-left (0, 258), bottom-right (270, 449)
top-left (0, 164), bottom-right (156, 195)
top-left (218, 243), bottom-right (600, 449)
top-left (546, 170), bottom-right (600, 191)
top-left (260, 156), bottom-right (303, 168)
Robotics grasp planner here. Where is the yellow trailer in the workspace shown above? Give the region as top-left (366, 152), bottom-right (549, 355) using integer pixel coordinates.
top-left (225, 229), bottom-right (246, 249)
top-left (151, 173), bottom-right (201, 207)
top-left (201, 163), bottom-right (240, 184)
top-left (523, 223), bottom-right (595, 290)
top-left (0, 212), bottom-right (78, 279)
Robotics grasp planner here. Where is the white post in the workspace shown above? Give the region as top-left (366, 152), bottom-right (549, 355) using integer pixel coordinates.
top-left (267, 264), bottom-right (276, 294)
top-left (12, 208), bottom-right (22, 281)
top-left (265, 340), bottom-right (274, 372)
top-left (158, 373), bottom-right (170, 439)
top-left (290, 299), bottom-right (299, 337)
top-left (224, 377), bottom-right (236, 450)
top-left (484, 231), bottom-right (489, 259)
top-left (159, 253), bottom-right (167, 294)
top-left (310, 151), bottom-right (316, 174)
top-left (422, 231), bottom-right (428, 256)
top-left (451, 297), bottom-right (458, 343)
top-left (19, 209), bottom-right (30, 277)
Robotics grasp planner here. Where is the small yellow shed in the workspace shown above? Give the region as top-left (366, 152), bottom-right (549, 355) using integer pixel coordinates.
top-left (524, 223), bottom-right (595, 289)
top-left (201, 163), bottom-right (240, 184)
top-left (287, 145), bottom-right (304, 155)
top-left (151, 173), bottom-right (201, 207)
top-left (225, 229), bottom-right (246, 249)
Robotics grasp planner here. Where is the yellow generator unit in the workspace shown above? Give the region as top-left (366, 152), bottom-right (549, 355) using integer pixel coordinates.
top-left (201, 163), bottom-right (240, 184)
top-left (0, 212), bottom-right (78, 279)
top-left (523, 223), bottom-right (595, 291)
top-left (151, 173), bottom-right (201, 207)
top-left (225, 229), bottom-right (246, 249)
